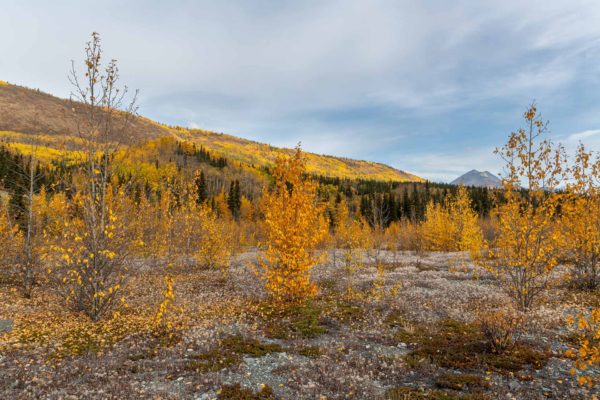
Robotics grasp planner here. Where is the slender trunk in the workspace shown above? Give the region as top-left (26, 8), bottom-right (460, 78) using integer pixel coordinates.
top-left (23, 156), bottom-right (35, 298)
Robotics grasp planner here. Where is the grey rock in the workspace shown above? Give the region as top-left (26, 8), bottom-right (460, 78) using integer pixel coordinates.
top-left (195, 392), bottom-right (216, 400)
top-left (508, 380), bottom-right (521, 391)
top-left (0, 320), bottom-right (12, 333)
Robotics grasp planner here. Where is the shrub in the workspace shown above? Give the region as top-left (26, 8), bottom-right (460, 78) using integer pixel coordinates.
top-left (481, 104), bottom-right (565, 311)
top-left (566, 308), bottom-right (600, 387)
top-left (47, 188), bottom-right (134, 321)
top-left (475, 306), bottom-right (524, 354)
top-left (152, 275), bottom-right (183, 346)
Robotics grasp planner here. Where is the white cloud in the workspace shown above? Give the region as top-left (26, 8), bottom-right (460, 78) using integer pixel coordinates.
top-left (557, 129), bottom-right (600, 156)
top-left (397, 146), bottom-right (503, 183)
top-left (1, 0), bottom-right (600, 177)
top-left (565, 129), bottom-right (600, 142)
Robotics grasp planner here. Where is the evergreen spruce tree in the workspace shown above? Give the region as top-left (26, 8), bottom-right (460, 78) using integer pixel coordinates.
top-left (227, 180), bottom-right (242, 219)
top-left (234, 180), bottom-right (241, 212)
top-left (8, 181), bottom-right (26, 228)
top-left (195, 170), bottom-right (207, 204)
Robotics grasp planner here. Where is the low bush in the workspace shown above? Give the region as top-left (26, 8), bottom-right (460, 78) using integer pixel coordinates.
top-left (475, 306), bottom-right (524, 354)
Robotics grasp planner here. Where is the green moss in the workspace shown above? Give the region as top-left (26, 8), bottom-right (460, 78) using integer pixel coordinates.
top-left (127, 348), bottom-right (157, 362)
top-left (297, 345), bottom-right (322, 358)
top-left (404, 352), bottom-right (425, 369)
top-left (153, 329), bottom-right (183, 348)
top-left (263, 323), bottom-right (288, 340)
top-left (414, 261), bottom-right (437, 272)
top-left (385, 387), bottom-right (487, 400)
top-left (262, 301), bottom-right (327, 339)
top-left (290, 303), bottom-right (328, 338)
top-left (221, 335), bottom-right (283, 357)
top-left (386, 311), bottom-right (429, 344)
top-left (331, 300), bottom-right (365, 323)
top-left (405, 320), bottom-right (485, 370)
top-left (403, 319), bottom-right (550, 374)
top-left (435, 373), bottom-right (489, 391)
top-left (217, 383), bottom-right (277, 400)
top-left (185, 335), bottom-right (283, 373)
top-left (485, 344), bottom-right (550, 372)
top-left (0, 272), bottom-right (19, 286)
top-left (185, 348), bottom-right (242, 373)
top-left (392, 321), bottom-right (429, 344)
top-left (385, 310), bottom-right (407, 328)
top-left (318, 278), bottom-right (337, 291)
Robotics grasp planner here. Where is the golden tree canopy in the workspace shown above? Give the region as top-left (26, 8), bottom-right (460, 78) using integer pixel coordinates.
top-left (260, 146), bottom-right (327, 303)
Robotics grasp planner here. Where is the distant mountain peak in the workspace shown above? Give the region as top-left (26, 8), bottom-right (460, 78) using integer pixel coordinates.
top-left (451, 169), bottom-right (502, 188)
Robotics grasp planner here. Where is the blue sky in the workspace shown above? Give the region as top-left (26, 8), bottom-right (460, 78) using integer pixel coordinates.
top-left (1, 0), bottom-right (600, 181)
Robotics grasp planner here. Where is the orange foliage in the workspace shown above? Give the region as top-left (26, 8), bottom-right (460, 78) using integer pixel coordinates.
top-left (421, 186), bottom-right (483, 256)
top-left (567, 309), bottom-right (600, 387)
top-left (259, 146), bottom-right (328, 303)
top-left (561, 144), bottom-right (600, 289)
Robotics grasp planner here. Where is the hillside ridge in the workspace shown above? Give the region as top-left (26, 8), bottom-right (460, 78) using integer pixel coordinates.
top-left (0, 82), bottom-right (421, 182)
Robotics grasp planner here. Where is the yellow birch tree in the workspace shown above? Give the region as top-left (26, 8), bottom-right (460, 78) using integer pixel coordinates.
top-left (483, 104), bottom-right (565, 311)
top-left (563, 145), bottom-right (600, 387)
top-left (421, 186), bottom-right (483, 255)
top-left (260, 146), bottom-right (327, 303)
top-left (561, 144), bottom-right (600, 289)
top-left (47, 32), bottom-right (139, 320)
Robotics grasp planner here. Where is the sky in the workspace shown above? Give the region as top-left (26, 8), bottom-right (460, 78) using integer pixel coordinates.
top-left (1, 0), bottom-right (600, 182)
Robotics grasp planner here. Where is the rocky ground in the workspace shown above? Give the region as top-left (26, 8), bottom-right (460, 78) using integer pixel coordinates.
top-left (0, 251), bottom-right (598, 399)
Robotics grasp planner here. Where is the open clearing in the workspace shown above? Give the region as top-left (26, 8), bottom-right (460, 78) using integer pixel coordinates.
top-left (1, 251), bottom-right (597, 399)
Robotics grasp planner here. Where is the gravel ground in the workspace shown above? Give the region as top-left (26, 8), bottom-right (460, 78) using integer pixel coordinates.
top-left (0, 250), bottom-right (598, 399)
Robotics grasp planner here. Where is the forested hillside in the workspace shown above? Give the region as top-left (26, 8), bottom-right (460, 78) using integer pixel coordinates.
top-left (0, 82), bottom-right (420, 182)
top-left (0, 80), bottom-right (498, 228)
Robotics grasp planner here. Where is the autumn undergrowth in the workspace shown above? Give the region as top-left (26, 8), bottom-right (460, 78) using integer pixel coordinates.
top-left (185, 335), bottom-right (283, 373)
top-left (401, 319), bottom-right (551, 375)
top-left (1, 311), bottom-right (152, 362)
